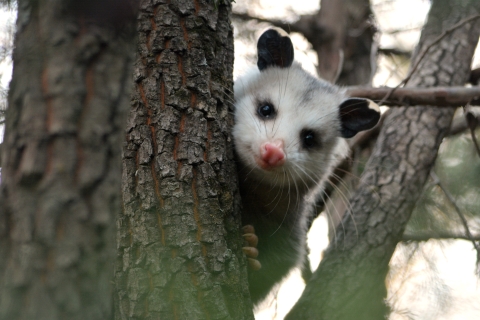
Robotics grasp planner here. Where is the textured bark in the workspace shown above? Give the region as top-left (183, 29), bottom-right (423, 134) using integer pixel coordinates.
top-left (0, 1), bottom-right (137, 319)
top-left (115, 1), bottom-right (254, 319)
top-left (287, 1), bottom-right (480, 319)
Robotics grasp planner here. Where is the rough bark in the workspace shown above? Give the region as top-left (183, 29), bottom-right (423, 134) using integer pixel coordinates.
top-left (287, 1), bottom-right (480, 319)
top-left (115, 1), bottom-right (254, 319)
top-left (0, 1), bottom-right (138, 319)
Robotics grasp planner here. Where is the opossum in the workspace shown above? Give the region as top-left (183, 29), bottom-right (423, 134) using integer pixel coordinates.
top-left (233, 28), bottom-right (380, 304)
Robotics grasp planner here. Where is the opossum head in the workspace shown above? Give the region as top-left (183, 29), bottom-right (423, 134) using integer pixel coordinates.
top-left (233, 28), bottom-right (380, 188)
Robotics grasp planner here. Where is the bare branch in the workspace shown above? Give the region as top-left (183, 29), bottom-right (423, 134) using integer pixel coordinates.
top-left (430, 171), bottom-right (480, 274)
top-left (346, 86), bottom-right (480, 107)
top-left (403, 233), bottom-right (480, 242)
top-left (287, 1), bottom-right (480, 317)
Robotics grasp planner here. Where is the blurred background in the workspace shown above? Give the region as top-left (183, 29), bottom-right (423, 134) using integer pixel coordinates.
top-left (1, 1), bottom-right (479, 319)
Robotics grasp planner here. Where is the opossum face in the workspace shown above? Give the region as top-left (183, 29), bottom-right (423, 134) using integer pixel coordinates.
top-left (233, 28), bottom-right (380, 188)
top-left (234, 65), bottom-right (347, 188)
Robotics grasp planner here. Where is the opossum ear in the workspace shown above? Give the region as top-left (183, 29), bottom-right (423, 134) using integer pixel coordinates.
top-left (257, 28), bottom-right (294, 71)
top-left (339, 98), bottom-right (380, 138)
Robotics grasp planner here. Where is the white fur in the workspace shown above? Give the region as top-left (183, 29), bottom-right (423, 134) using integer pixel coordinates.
top-left (233, 62), bottom-right (349, 189)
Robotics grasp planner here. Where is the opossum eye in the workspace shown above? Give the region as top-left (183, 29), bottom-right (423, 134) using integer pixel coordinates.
top-left (301, 130), bottom-right (317, 149)
top-left (257, 103), bottom-right (275, 119)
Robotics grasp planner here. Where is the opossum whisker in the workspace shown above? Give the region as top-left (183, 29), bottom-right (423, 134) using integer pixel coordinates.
top-left (236, 105), bottom-right (262, 133)
top-left (266, 170), bottom-right (288, 216)
top-left (325, 175), bottom-right (359, 240)
top-left (319, 186), bottom-right (345, 245)
top-left (270, 169), bottom-right (293, 236)
top-left (265, 172), bottom-right (286, 208)
top-left (286, 165), bottom-right (303, 238)
top-left (290, 162), bottom-right (311, 191)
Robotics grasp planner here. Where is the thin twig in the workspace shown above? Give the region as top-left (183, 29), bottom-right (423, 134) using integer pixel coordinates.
top-left (430, 171), bottom-right (480, 274)
top-left (403, 233), bottom-right (480, 242)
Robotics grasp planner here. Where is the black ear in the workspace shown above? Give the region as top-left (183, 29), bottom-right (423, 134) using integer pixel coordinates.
top-left (257, 28), bottom-right (294, 71)
top-left (339, 98), bottom-right (380, 138)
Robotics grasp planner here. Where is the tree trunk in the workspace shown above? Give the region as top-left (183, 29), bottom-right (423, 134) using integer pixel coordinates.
top-left (287, 0), bottom-right (480, 319)
top-left (115, 1), bottom-right (254, 319)
top-left (316, 0), bottom-right (374, 85)
top-left (0, 1), bottom-right (138, 319)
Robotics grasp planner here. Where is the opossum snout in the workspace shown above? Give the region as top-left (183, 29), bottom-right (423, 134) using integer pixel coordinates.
top-left (256, 140), bottom-right (286, 170)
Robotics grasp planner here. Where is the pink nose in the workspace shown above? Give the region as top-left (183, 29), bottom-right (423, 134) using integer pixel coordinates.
top-left (259, 141), bottom-right (285, 169)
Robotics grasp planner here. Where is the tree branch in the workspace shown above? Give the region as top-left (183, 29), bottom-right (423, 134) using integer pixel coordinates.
top-left (430, 170), bottom-right (480, 274)
top-left (346, 86), bottom-right (480, 107)
top-left (402, 233), bottom-right (480, 242)
top-left (287, 1), bottom-right (480, 318)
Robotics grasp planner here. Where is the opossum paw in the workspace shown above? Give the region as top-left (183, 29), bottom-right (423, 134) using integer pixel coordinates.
top-left (242, 225), bottom-right (261, 271)
top-left (247, 257), bottom-right (261, 270)
top-left (242, 225), bottom-right (258, 247)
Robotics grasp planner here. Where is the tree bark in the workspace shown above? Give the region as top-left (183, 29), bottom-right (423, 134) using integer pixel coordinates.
top-left (115, 1), bottom-right (254, 319)
top-left (287, 1), bottom-right (480, 319)
top-left (0, 1), bottom-right (138, 319)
